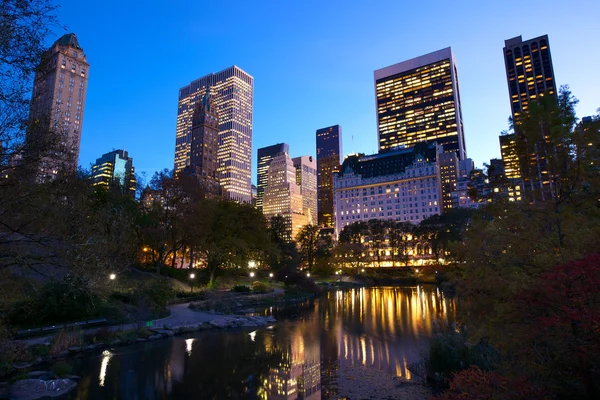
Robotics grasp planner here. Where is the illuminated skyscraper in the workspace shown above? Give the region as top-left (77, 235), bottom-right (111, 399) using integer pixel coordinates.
top-left (437, 152), bottom-right (458, 212)
top-left (503, 35), bottom-right (556, 121)
top-left (91, 150), bottom-right (136, 197)
top-left (263, 152), bottom-right (309, 242)
top-left (28, 33), bottom-right (89, 178)
top-left (257, 143), bottom-right (289, 212)
top-left (292, 155), bottom-right (318, 225)
top-left (374, 48), bottom-right (466, 160)
top-left (502, 35), bottom-right (557, 199)
top-left (316, 125), bottom-right (342, 227)
top-left (175, 66), bottom-right (253, 203)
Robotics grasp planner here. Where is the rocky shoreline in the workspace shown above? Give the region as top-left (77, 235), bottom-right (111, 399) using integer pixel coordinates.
top-left (0, 313), bottom-right (276, 400)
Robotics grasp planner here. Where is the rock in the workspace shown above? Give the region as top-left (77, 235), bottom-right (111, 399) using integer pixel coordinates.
top-left (85, 344), bottom-right (97, 351)
top-left (8, 378), bottom-right (77, 400)
top-left (209, 319), bottom-right (229, 328)
top-left (152, 329), bottom-right (175, 337)
top-left (135, 338), bottom-right (147, 342)
top-left (56, 351), bottom-right (68, 358)
top-left (148, 335), bottom-right (161, 340)
top-left (111, 340), bottom-right (122, 346)
top-left (26, 371), bottom-right (47, 379)
top-left (68, 346), bottom-right (82, 352)
top-left (13, 362), bottom-right (33, 369)
top-left (66, 375), bottom-right (81, 381)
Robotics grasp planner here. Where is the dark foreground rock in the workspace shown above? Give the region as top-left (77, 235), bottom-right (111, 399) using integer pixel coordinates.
top-left (7, 378), bottom-right (77, 400)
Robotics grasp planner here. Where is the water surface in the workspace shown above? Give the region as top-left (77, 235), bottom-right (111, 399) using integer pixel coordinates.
top-left (67, 286), bottom-right (455, 399)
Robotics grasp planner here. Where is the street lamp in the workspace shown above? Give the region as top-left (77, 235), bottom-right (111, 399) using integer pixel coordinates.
top-left (248, 260), bottom-right (256, 269)
top-left (109, 273), bottom-right (116, 280)
top-left (249, 272), bottom-right (255, 278)
top-left (189, 273), bottom-right (195, 293)
top-left (269, 273), bottom-right (274, 278)
top-left (306, 272), bottom-right (311, 278)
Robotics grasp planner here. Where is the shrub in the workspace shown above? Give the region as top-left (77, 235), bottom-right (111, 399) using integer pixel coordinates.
top-left (50, 329), bottom-right (83, 355)
top-left (0, 340), bottom-right (31, 375)
top-left (251, 281), bottom-right (270, 293)
top-left (232, 284), bottom-right (251, 293)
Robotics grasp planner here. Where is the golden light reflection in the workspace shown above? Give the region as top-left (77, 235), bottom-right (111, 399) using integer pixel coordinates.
top-left (185, 338), bottom-right (194, 356)
top-left (99, 350), bottom-right (111, 387)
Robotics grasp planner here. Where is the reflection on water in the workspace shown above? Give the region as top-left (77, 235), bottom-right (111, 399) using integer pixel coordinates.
top-left (68, 286), bottom-right (455, 399)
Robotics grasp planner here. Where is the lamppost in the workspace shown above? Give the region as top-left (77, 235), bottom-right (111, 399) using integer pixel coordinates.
top-left (189, 273), bottom-right (195, 293)
top-left (109, 273), bottom-right (116, 281)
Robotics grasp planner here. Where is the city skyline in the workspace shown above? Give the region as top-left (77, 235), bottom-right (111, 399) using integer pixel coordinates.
top-left (52, 0), bottom-right (600, 183)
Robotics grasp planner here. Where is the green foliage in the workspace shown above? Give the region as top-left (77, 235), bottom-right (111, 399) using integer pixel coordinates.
top-left (9, 277), bottom-right (102, 326)
top-left (232, 284), bottom-right (251, 293)
top-left (251, 281), bottom-right (270, 293)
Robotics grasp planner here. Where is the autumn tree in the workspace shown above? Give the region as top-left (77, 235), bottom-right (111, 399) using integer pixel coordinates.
top-left (296, 224), bottom-right (320, 272)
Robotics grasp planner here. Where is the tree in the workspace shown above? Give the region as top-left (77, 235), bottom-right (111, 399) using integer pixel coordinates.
top-left (296, 224), bottom-right (320, 272)
top-left (389, 221), bottom-right (414, 267)
top-left (337, 222), bottom-right (368, 274)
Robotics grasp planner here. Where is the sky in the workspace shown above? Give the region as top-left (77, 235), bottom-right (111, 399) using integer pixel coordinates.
top-left (54, 0), bottom-right (600, 184)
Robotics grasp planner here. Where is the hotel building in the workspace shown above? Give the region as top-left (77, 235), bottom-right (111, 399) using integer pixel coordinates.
top-left (175, 66), bottom-right (253, 203)
top-left (316, 125), bottom-right (342, 227)
top-left (91, 150), bottom-right (136, 197)
top-left (28, 33), bottom-right (89, 178)
top-left (257, 143), bottom-right (289, 212)
top-left (333, 142), bottom-right (443, 237)
top-left (374, 48), bottom-right (466, 160)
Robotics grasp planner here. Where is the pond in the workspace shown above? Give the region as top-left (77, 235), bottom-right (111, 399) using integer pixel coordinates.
top-left (66, 286), bottom-right (456, 399)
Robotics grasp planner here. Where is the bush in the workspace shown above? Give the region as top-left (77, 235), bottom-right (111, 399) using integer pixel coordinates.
top-left (426, 331), bottom-right (500, 389)
top-left (9, 277), bottom-right (102, 326)
top-left (50, 329), bottom-right (83, 355)
top-left (232, 284), bottom-right (251, 293)
top-left (0, 340), bottom-right (31, 375)
top-left (251, 281), bottom-right (270, 293)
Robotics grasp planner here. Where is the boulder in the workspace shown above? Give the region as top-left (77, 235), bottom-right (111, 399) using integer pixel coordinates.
top-left (67, 346), bottom-right (82, 353)
top-left (135, 338), bottom-right (147, 343)
top-left (152, 329), bottom-right (175, 337)
top-left (8, 378), bottom-right (77, 400)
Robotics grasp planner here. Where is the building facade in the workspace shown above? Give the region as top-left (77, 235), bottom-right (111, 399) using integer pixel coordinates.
top-left (316, 125), bottom-right (342, 227)
top-left (437, 152), bottom-right (458, 212)
top-left (28, 33), bottom-right (89, 179)
top-left (374, 48), bottom-right (466, 160)
top-left (257, 143), bottom-right (289, 212)
top-left (333, 143), bottom-right (443, 238)
top-left (502, 35), bottom-right (557, 199)
top-left (292, 155), bottom-right (318, 225)
top-left (175, 66), bottom-right (253, 203)
top-left (263, 152), bottom-right (310, 241)
top-left (91, 150), bottom-right (136, 197)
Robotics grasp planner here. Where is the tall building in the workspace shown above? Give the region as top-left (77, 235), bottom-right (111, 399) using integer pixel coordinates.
top-left (503, 35), bottom-right (556, 121)
top-left (502, 35), bottom-right (557, 199)
top-left (179, 90), bottom-right (221, 195)
top-left (316, 125), bottom-right (342, 227)
top-left (333, 142), bottom-right (443, 237)
top-left (292, 155), bottom-right (318, 225)
top-left (175, 66), bottom-right (253, 203)
top-left (257, 143), bottom-right (289, 212)
top-left (28, 33), bottom-right (89, 178)
top-left (263, 152), bottom-right (309, 242)
top-left (437, 152), bottom-right (458, 212)
top-left (374, 48), bottom-right (466, 160)
top-left (91, 150), bottom-right (136, 197)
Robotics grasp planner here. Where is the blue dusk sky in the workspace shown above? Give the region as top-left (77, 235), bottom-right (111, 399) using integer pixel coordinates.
top-left (55, 0), bottom-right (600, 183)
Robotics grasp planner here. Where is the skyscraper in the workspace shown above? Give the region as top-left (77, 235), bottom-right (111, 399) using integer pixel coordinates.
top-left (503, 35), bottom-right (556, 121)
top-left (91, 150), bottom-right (136, 197)
top-left (180, 90), bottom-right (220, 195)
top-left (175, 66), bottom-right (253, 203)
top-left (316, 125), bottom-right (342, 227)
top-left (257, 143), bottom-right (289, 212)
top-left (374, 48), bottom-right (466, 160)
top-left (502, 34), bottom-right (557, 199)
top-left (437, 152), bottom-right (458, 212)
top-left (292, 155), bottom-right (318, 225)
top-left (28, 33), bottom-right (89, 178)
top-left (263, 152), bottom-right (309, 242)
